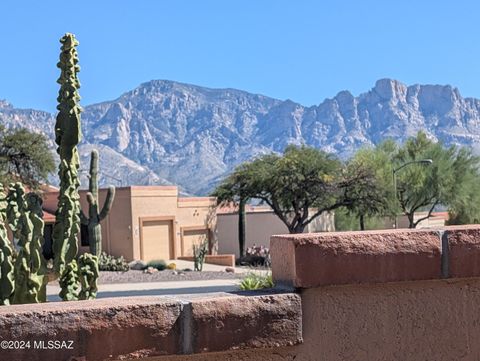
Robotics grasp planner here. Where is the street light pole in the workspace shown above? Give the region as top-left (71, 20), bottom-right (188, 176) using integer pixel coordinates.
top-left (392, 159), bottom-right (433, 229)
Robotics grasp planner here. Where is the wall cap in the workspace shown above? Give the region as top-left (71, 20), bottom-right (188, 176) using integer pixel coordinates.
top-left (271, 225), bottom-right (480, 288)
top-left (0, 292), bottom-right (302, 361)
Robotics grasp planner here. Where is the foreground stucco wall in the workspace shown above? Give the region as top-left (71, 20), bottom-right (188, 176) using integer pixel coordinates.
top-left (5, 226), bottom-right (480, 361)
top-left (298, 278), bottom-right (480, 361)
top-left (150, 226), bottom-right (480, 361)
top-left (150, 277), bottom-right (480, 361)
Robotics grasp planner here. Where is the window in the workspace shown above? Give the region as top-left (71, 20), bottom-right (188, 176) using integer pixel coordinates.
top-left (80, 224), bottom-right (90, 246)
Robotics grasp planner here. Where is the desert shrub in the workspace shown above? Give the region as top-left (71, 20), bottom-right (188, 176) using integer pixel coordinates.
top-left (193, 241), bottom-right (208, 271)
top-left (147, 259), bottom-right (167, 271)
top-left (239, 272), bottom-right (274, 291)
top-left (239, 245), bottom-right (271, 267)
top-left (167, 262), bottom-right (176, 270)
top-left (98, 252), bottom-right (129, 272)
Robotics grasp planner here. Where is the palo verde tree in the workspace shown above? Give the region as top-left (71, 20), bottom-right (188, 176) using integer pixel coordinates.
top-left (342, 141), bottom-right (397, 230)
top-left (392, 132), bottom-right (480, 228)
top-left (447, 161), bottom-right (480, 225)
top-left (214, 145), bottom-right (371, 234)
top-left (0, 126), bottom-right (55, 189)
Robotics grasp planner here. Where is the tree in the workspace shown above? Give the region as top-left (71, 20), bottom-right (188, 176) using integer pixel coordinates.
top-left (214, 145), bottom-right (373, 234)
top-left (0, 126), bottom-right (55, 189)
top-left (445, 151), bottom-right (480, 225)
top-left (393, 132), bottom-right (480, 228)
top-left (212, 163), bottom-right (255, 257)
top-left (343, 142), bottom-right (397, 230)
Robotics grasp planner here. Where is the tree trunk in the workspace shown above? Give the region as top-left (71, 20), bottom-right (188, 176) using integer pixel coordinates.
top-left (238, 198), bottom-right (246, 257)
top-left (407, 213), bottom-right (415, 228)
top-left (359, 214), bottom-right (365, 231)
top-left (290, 223), bottom-right (306, 234)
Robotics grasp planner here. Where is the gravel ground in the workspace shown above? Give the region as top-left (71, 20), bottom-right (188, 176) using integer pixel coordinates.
top-left (97, 270), bottom-right (243, 284)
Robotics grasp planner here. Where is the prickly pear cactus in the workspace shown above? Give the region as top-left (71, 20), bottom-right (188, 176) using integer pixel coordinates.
top-left (78, 253), bottom-right (99, 300)
top-left (0, 186), bottom-right (14, 305)
top-left (52, 33), bottom-right (82, 284)
top-left (80, 150), bottom-right (115, 257)
top-left (59, 260), bottom-right (80, 301)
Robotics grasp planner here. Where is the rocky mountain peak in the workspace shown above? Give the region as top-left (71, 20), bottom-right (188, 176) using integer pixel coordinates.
top-left (0, 99), bottom-right (13, 109)
top-left (371, 78), bottom-right (408, 102)
top-left (2, 78), bottom-right (480, 195)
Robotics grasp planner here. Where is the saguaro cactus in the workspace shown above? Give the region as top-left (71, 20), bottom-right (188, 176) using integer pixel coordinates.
top-left (0, 186), bottom-right (14, 305)
top-left (80, 150), bottom-right (115, 257)
top-left (52, 33), bottom-right (82, 292)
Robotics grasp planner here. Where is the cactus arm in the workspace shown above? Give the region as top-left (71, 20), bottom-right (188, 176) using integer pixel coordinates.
top-left (99, 186), bottom-right (115, 221)
top-left (89, 150), bottom-right (99, 200)
top-left (79, 209), bottom-right (88, 225)
top-left (86, 192), bottom-right (96, 207)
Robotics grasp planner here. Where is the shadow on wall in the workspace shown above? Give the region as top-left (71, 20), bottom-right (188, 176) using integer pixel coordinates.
top-left (47, 285), bottom-right (238, 302)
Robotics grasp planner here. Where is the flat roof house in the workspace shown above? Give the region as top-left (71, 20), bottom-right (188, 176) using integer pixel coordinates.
top-left (42, 186), bottom-right (217, 262)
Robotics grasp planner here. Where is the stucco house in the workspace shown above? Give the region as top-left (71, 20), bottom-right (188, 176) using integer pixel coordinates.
top-left (42, 186), bottom-right (217, 262)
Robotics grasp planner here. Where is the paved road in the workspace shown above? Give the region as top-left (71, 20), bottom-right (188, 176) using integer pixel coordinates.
top-left (47, 279), bottom-right (240, 302)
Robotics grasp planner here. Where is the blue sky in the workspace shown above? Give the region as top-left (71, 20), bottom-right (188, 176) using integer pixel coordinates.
top-left (1, 0), bottom-right (479, 112)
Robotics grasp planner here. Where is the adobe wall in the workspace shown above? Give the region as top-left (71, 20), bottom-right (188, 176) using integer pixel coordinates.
top-left (160, 226), bottom-right (480, 361)
top-left (155, 278), bottom-right (480, 361)
top-left (3, 226), bottom-right (480, 361)
top-left (217, 210), bottom-right (334, 257)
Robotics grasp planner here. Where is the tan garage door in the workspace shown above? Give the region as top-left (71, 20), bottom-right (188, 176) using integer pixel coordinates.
top-left (141, 219), bottom-right (174, 261)
top-left (182, 228), bottom-right (209, 257)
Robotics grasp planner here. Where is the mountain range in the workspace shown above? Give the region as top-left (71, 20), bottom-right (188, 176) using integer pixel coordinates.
top-left (2, 78), bottom-right (480, 195)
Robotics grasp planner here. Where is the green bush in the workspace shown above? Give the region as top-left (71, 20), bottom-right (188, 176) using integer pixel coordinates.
top-left (239, 272), bottom-right (274, 291)
top-left (147, 259), bottom-right (167, 271)
top-left (98, 252), bottom-right (129, 272)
